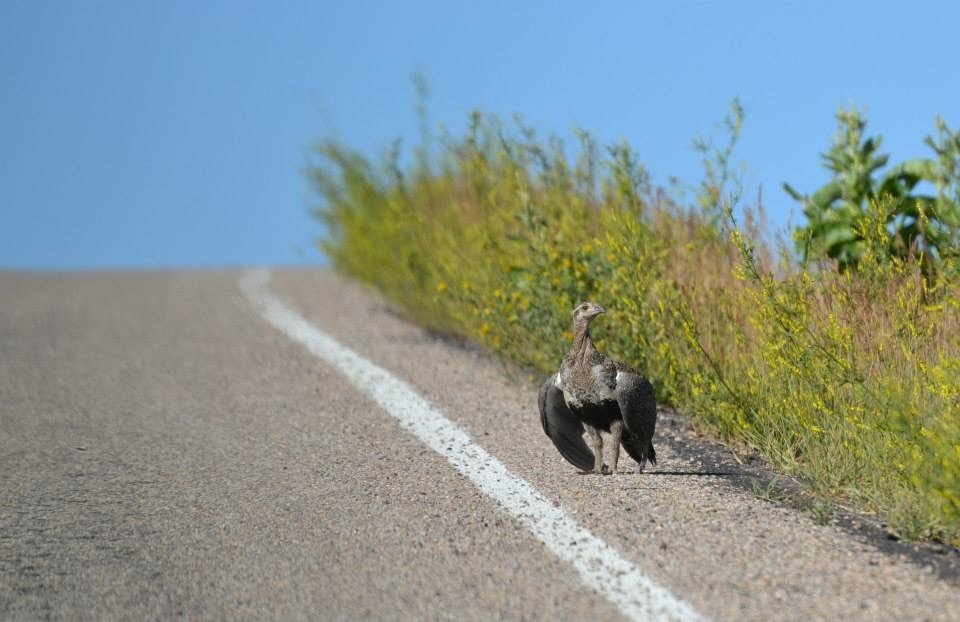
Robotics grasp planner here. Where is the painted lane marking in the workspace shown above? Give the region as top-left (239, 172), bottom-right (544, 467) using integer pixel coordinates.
top-left (240, 269), bottom-right (704, 622)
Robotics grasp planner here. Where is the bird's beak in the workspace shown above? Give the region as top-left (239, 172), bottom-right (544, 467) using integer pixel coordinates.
top-left (595, 305), bottom-right (607, 315)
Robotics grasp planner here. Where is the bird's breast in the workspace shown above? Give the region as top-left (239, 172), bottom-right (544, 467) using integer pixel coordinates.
top-left (559, 364), bottom-right (616, 411)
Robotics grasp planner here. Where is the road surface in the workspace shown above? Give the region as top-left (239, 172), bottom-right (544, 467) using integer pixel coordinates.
top-left (2, 269), bottom-right (958, 621)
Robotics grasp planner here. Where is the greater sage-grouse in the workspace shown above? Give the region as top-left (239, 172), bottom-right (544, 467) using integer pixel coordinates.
top-left (538, 301), bottom-right (657, 474)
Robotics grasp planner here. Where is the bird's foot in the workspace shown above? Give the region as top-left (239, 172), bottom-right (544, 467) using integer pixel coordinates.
top-left (578, 464), bottom-right (610, 475)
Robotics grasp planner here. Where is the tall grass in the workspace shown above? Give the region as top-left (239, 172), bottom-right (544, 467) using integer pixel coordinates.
top-left (310, 109), bottom-right (960, 544)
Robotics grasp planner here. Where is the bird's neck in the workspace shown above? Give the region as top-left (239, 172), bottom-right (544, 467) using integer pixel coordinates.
top-left (570, 323), bottom-right (594, 361)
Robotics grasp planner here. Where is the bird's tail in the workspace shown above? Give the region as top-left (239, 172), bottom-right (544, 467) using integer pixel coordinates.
top-left (621, 434), bottom-right (656, 469)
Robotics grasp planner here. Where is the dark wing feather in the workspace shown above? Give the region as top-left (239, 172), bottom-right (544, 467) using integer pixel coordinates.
top-left (614, 367), bottom-right (658, 468)
top-left (538, 375), bottom-right (595, 471)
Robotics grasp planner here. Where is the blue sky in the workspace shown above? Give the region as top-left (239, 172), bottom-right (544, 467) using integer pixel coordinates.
top-left (2, 1), bottom-right (958, 268)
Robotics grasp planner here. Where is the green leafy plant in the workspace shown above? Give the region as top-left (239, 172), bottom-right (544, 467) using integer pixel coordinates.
top-left (785, 107), bottom-right (960, 268)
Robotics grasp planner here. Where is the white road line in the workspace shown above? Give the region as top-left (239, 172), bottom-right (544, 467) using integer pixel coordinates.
top-left (240, 269), bottom-right (704, 622)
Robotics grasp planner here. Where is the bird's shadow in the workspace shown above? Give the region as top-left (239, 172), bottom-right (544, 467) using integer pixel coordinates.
top-left (577, 469), bottom-right (735, 477)
top-left (645, 469), bottom-right (734, 477)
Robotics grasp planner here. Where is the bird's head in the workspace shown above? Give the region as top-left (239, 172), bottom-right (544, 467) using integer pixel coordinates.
top-left (572, 301), bottom-right (606, 329)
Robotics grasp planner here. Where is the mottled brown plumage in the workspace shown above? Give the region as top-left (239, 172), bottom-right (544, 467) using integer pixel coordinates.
top-left (539, 302), bottom-right (657, 474)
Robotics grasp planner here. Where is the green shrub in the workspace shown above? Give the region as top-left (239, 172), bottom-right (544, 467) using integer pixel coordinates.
top-left (785, 107), bottom-right (960, 268)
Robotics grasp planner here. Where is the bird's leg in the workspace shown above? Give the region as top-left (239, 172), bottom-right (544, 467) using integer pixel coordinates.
top-left (609, 420), bottom-right (623, 474)
top-left (585, 425), bottom-right (604, 474)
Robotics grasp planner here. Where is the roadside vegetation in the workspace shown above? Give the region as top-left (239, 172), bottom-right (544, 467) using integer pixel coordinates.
top-left (309, 98), bottom-right (960, 545)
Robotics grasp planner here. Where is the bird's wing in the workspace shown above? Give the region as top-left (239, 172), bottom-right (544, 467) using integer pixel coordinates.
top-left (538, 374), bottom-right (595, 471)
top-left (614, 367), bottom-right (658, 467)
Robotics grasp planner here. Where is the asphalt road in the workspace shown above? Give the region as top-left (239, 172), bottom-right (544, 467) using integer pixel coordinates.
top-left (2, 269), bottom-right (959, 621)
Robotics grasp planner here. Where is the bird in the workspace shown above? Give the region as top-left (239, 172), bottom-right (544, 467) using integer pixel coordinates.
top-left (538, 301), bottom-right (657, 474)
